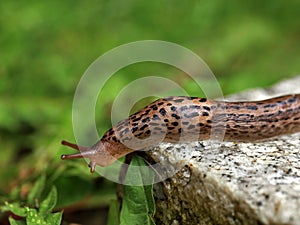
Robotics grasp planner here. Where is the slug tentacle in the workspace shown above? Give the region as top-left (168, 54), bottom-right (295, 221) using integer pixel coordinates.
top-left (61, 149), bottom-right (96, 159)
top-left (61, 140), bottom-right (87, 151)
top-left (61, 94), bottom-right (300, 172)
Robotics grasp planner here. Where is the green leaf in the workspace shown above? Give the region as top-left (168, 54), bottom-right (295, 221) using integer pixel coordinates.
top-left (3, 194), bottom-right (61, 225)
top-left (25, 207), bottom-right (62, 225)
top-left (107, 199), bottom-right (120, 225)
top-left (45, 211), bottom-right (63, 225)
top-left (39, 186), bottom-right (57, 214)
top-left (0, 202), bottom-right (27, 217)
top-left (28, 174), bottom-right (46, 205)
top-left (26, 208), bottom-right (44, 225)
top-left (120, 156), bottom-right (156, 225)
top-left (8, 217), bottom-right (26, 225)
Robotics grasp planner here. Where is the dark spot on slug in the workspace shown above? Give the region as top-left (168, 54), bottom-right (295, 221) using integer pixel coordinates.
top-left (159, 108), bottom-right (167, 116)
top-left (171, 122), bottom-right (179, 126)
top-left (184, 112), bottom-right (199, 118)
top-left (246, 105), bottom-right (258, 110)
top-left (142, 109), bottom-right (151, 116)
top-left (132, 117), bottom-right (141, 122)
top-left (171, 114), bottom-right (181, 120)
top-left (109, 129), bottom-right (114, 136)
top-left (263, 104), bottom-right (277, 108)
top-left (142, 117), bottom-right (150, 123)
top-left (227, 113), bottom-right (236, 117)
top-left (173, 98), bottom-right (185, 103)
top-left (287, 98), bottom-right (296, 103)
top-left (140, 124), bottom-right (148, 130)
top-left (189, 105), bottom-right (201, 109)
top-left (202, 112), bottom-right (209, 117)
top-left (288, 98), bottom-right (296, 103)
top-left (131, 127), bottom-right (138, 133)
top-left (188, 125), bottom-right (195, 129)
top-left (199, 98), bottom-right (207, 102)
top-left (228, 105), bottom-right (240, 110)
top-left (136, 132), bottom-right (144, 137)
top-left (277, 110), bottom-right (283, 115)
top-left (239, 113), bottom-right (251, 117)
top-left (112, 136), bottom-right (118, 142)
top-left (152, 114), bottom-right (160, 120)
top-left (171, 106), bottom-right (177, 111)
top-left (203, 106), bottom-right (210, 111)
top-left (217, 103), bottom-right (226, 110)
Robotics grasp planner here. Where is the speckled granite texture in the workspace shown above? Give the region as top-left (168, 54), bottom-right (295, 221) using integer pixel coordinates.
top-left (148, 76), bottom-right (300, 225)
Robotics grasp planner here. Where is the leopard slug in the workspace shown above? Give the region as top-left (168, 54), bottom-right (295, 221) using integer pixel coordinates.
top-left (61, 94), bottom-right (300, 172)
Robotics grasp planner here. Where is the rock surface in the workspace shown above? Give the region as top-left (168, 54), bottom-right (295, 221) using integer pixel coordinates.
top-left (148, 75), bottom-right (300, 225)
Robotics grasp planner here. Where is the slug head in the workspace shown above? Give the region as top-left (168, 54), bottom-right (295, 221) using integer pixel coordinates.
top-left (61, 140), bottom-right (118, 172)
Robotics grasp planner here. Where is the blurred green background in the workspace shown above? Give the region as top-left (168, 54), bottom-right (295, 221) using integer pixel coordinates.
top-left (0, 0), bottom-right (299, 224)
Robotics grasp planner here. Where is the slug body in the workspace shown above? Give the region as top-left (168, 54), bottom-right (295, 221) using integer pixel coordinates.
top-left (62, 94), bottom-right (300, 172)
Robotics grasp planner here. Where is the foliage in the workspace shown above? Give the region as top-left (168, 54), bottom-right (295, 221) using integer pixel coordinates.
top-left (0, 176), bottom-right (62, 225)
top-left (107, 200), bottom-right (120, 225)
top-left (119, 156), bottom-right (155, 225)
